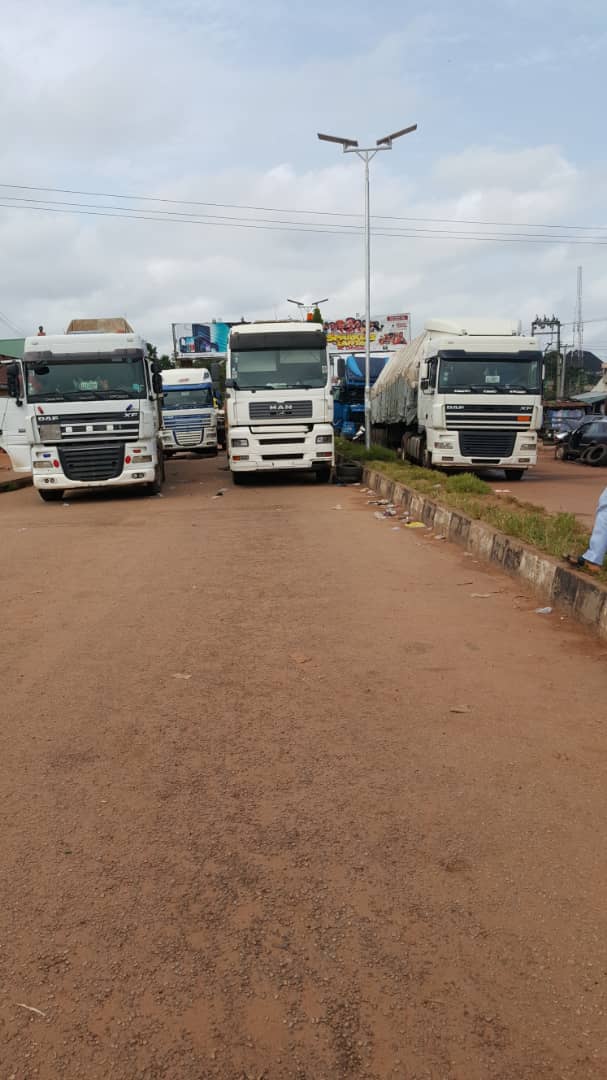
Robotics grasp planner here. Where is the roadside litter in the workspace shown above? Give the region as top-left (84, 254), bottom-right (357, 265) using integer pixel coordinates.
top-left (535, 607), bottom-right (553, 615)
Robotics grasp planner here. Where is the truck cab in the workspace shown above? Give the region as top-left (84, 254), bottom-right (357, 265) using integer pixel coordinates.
top-left (0, 320), bottom-right (165, 501)
top-left (161, 368), bottom-right (218, 456)
top-left (226, 322), bottom-right (334, 483)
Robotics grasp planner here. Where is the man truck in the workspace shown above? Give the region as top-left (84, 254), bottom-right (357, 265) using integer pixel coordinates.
top-left (0, 317), bottom-right (165, 501)
top-left (370, 319), bottom-right (543, 480)
top-left (225, 321), bottom-right (334, 483)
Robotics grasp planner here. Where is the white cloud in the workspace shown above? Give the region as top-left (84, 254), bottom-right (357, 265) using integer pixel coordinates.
top-left (0, 0), bottom-right (606, 358)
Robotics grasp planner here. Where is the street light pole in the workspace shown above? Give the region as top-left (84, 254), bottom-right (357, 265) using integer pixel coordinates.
top-left (318, 125), bottom-right (417, 449)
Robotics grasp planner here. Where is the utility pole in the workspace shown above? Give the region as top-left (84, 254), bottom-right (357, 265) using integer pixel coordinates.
top-left (531, 314), bottom-right (561, 398)
top-left (573, 266), bottom-right (583, 394)
top-left (318, 124), bottom-right (417, 450)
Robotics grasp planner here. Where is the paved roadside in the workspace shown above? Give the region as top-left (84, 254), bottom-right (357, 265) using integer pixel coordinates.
top-left (1, 456), bottom-right (607, 1079)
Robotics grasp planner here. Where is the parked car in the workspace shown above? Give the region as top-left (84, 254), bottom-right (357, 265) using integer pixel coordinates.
top-left (555, 416), bottom-right (607, 464)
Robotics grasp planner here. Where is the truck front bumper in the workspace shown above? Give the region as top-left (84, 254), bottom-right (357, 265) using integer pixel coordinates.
top-left (229, 425), bottom-right (334, 473)
top-left (429, 431), bottom-right (538, 469)
top-left (31, 440), bottom-right (159, 491)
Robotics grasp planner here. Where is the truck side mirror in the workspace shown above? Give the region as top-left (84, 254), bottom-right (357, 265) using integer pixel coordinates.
top-left (151, 360), bottom-right (162, 375)
top-left (225, 378), bottom-right (235, 388)
top-left (152, 372), bottom-right (163, 394)
top-left (7, 362), bottom-right (22, 402)
top-left (420, 377), bottom-right (429, 392)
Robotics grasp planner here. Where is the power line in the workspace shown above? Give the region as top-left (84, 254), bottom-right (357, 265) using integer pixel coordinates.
top-left (3, 198), bottom-right (607, 247)
top-left (0, 181), bottom-right (606, 233)
top-left (0, 308), bottom-right (24, 336)
top-left (4, 193), bottom-right (607, 242)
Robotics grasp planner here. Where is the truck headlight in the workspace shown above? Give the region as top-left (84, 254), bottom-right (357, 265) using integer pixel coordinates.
top-left (231, 438), bottom-right (249, 448)
top-left (315, 435), bottom-right (333, 444)
top-left (434, 440), bottom-right (454, 449)
top-left (520, 442), bottom-right (536, 450)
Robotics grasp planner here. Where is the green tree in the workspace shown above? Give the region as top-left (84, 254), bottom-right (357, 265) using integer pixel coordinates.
top-left (146, 342), bottom-right (158, 362)
top-left (311, 306), bottom-right (323, 323)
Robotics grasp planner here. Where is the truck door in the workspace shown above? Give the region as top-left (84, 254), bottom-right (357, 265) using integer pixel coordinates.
top-left (0, 366), bottom-right (32, 472)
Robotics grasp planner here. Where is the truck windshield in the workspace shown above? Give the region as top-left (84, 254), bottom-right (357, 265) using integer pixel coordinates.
top-left (438, 357), bottom-right (541, 394)
top-left (163, 387), bottom-right (214, 409)
top-left (25, 356), bottom-right (146, 402)
top-left (231, 348), bottom-right (327, 390)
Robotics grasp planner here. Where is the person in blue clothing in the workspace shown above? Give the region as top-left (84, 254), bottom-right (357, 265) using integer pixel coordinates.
top-left (566, 486), bottom-right (607, 573)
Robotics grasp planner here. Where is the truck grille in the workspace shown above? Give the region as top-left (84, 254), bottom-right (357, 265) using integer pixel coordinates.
top-left (163, 413), bottom-right (212, 447)
top-left (249, 401), bottom-right (313, 420)
top-left (445, 405), bottom-right (533, 430)
top-left (258, 437), bottom-right (305, 446)
top-left (58, 442), bottom-right (125, 481)
top-left (37, 411), bottom-right (140, 442)
top-left (458, 430), bottom-right (516, 458)
top-left (261, 453), bottom-right (304, 461)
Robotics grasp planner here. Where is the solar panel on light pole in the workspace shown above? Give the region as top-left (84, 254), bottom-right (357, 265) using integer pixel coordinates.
top-left (317, 124), bottom-right (418, 450)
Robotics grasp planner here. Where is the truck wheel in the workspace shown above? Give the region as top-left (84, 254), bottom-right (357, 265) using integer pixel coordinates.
top-left (555, 444), bottom-right (568, 460)
top-left (422, 448), bottom-right (432, 469)
top-left (231, 471), bottom-right (248, 485)
top-left (38, 489), bottom-right (64, 502)
top-left (504, 468), bottom-right (525, 481)
top-left (315, 465), bottom-right (332, 484)
top-left (146, 460), bottom-right (164, 495)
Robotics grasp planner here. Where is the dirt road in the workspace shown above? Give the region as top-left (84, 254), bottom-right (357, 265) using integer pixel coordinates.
top-left (2, 455), bottom-right (607, 1079)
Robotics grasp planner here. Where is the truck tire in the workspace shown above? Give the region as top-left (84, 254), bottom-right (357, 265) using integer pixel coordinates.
top-left (584, 443), bottom-right (607, 467)
top-left (315, 465), bottom-right (332, 484)
top-left (38, 489), bottom-right (65, 502)
top-left (146, 456), bottom-right (165, 495)
top-left (231, 471), bottom-right (248, 485)
top-left (504, 468), bottom-right (525, 481)
top-left (555, 444), bottom-right (569, 460)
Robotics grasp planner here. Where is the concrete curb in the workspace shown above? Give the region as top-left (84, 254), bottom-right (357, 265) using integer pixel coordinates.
top-left (363, 465), bottom-right (607, 643)
top-left (0, 474), bottom-right (32, 494)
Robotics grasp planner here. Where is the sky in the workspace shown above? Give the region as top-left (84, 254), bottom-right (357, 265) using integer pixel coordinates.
top-left (1, 0), bottom-right (607, 357)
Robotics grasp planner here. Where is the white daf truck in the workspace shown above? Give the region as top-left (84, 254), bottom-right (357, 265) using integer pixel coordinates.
top-left (370, 319), bottom-right (543, 480)
top-left (0, 318), bottom-right (165, 501)
top-left (161, 367), bottom-right (218, 455)
top-left (225, 321), bottom-right (334, 483)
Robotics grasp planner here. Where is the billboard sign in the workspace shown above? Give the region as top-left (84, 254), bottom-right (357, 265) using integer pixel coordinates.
top-left (324, 312), bottom-right (410, 352)
top-left (174, 321), bottom-right (237, 356)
